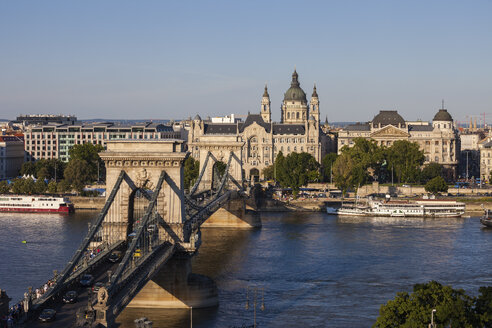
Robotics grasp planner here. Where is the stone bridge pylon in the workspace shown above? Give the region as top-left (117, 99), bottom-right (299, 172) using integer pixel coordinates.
top-left (99, 140), bottom-right (188, 246)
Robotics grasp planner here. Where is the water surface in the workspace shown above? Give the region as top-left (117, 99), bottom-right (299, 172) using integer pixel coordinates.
top-left (1, 211), bottom-right (491, 327)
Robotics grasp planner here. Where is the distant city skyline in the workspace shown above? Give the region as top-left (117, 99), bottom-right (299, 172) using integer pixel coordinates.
top-left (1, 1), bottom-right (491, 123)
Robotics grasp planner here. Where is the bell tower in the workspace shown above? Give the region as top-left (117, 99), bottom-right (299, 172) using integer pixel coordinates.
top-left (310, 84), bottom-right (320, 123)
top-left (261, 84), bottom-right (271, 123)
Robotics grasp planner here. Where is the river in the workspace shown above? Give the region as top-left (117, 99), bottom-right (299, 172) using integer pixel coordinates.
top-left (1, 211), bottom-right (492, 327)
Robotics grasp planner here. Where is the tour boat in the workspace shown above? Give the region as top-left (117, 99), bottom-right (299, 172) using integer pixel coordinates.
top-left (0, 195), bottom-right (75, 213)
top-left (334, 197), bottom-right (465, 218)
top-left (480, 210), bottom-right (492, 227)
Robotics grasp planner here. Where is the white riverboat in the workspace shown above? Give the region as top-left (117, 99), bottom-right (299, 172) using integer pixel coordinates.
top-left (0, 195), bottom-right (75, 213)
top-left (334, 197), bottom-right (465, 218)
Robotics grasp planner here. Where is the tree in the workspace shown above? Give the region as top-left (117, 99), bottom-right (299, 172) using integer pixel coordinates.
top-left (20, 162), bottom-right (36, 176)
top-left (37, 167), bottom-right (50, 180)
top-left (23, 178), bottom-right (35, 194)
top-left (214, 160), bottom-right (227, 181)
top-left (64, 159), bottom-right (92, 193)
top-left (183, 156), bottom-right (200, 190)
top-left (276, 152), bottom-right (320, 196)
top-left (332, 153), bottom-right (354, 196)
top-left (476, 287), bottom-right (492, 327)
top-left (374, 281), bottom-right (478, 328)
top-left (322, 153), bottom-right (338, 182)
top-left (0, 180), bottom-right (10, 193)
top-left (425, 176), bottom-right (448, 194)
top-left (10, 179), bottom-right (24, 194)
top-left (421, 162), bottom-right (443, 183)
top-left (386, 140), bottom-right (425, 183)
top-left (47, 181), bottom-right (58, 194)
top-left (262, 165), bottom-right (274, 181)
top-left (33, 178), bottom-right (47, 194)
top-left (69, 143), bottom-right (104, 182)
top-left (57, 179), bottom-right (71, 193)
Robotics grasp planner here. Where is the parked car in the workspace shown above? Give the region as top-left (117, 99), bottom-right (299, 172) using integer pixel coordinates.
top-left (108, 251), bottom-right (122, 263)
top-left (92, 282), bottom-right (104, 292)
top-left (62, 290), bottom-right (78, 304)
top-left (38, 309), bottom-right (56, 322)
top-left (80, 274), bottom-right (94, 287)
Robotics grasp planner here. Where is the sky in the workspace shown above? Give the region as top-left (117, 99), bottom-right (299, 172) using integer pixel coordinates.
top-left (0, 0), bottom-right (491, 123)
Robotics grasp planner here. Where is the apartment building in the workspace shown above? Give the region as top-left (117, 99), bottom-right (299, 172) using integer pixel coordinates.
top-left (24, 122), bottom-right (181, 162)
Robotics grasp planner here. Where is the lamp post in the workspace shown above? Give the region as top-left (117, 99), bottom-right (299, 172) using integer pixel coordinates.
top-left (428, 308), bottom-right (436, 328)
top-left (245, 287), bottom-right (265, 328)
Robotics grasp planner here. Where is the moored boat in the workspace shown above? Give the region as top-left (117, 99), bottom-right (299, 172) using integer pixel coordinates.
top-left (480, 210), bottom-right (492, 227)
top-left (0, 195), bottom-right (75, 213)
top-left (333, 197), bottom-right (465, 218)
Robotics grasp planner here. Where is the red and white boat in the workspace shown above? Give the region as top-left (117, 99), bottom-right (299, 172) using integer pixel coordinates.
top-left (0, 195), bottom-right (75, 213)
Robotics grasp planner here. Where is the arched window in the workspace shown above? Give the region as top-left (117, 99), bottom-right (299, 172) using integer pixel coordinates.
top-left (287, 112), bottom-right (290, 119)
top-left (296, 112), bottom-right (300, 119)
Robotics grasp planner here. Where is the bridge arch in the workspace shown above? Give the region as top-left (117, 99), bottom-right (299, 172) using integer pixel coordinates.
top-left (194, 139), bottom-right (244, 191)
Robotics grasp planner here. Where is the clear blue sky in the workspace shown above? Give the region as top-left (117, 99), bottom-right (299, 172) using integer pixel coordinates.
top-left (1, 0), bottom-right (491, 123)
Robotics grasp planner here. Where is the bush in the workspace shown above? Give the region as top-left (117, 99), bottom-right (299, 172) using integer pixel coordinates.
top-left (425, 176), bottom-right (448, 194)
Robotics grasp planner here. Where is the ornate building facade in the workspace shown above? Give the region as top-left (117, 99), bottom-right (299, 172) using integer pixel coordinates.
top-left (337, 109), bottom-right (460, 178)
top-left (188, 70), bottom-right (334, 181)
top-left (338, 109), bottom-right (460, 178)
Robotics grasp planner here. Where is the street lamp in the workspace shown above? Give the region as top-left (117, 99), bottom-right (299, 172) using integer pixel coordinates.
top-left (428, 308), bottom-right (436, 328)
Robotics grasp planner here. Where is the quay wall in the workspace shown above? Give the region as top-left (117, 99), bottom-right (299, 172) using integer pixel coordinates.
top-left (69, 196), bottom-right (105, 210)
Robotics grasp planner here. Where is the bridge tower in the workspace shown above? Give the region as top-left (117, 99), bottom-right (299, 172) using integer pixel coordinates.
top-left (193, 138), bottom-right (244, 191)
top-left (99, 140), bottom-right (187, 245)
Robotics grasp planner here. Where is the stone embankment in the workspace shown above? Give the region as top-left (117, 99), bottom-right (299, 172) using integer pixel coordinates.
top-left (69, 196), bottom-right (105, 210)
top-left (68, 193), bottom-right (491, 214)
top-left (260, 197), bottom-right (490, 214)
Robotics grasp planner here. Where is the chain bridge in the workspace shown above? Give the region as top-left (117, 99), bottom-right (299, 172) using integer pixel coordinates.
top-left (21, 140), bottom-right (260, 327)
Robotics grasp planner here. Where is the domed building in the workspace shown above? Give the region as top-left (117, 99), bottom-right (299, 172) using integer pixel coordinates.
top-left (337, 107), bottom-right (459, 178)
top-left (187, 70), bottom-right (335, 182)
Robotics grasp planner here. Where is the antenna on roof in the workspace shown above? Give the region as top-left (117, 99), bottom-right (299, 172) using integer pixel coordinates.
top-left (441, 99), bottom-right (445, 110)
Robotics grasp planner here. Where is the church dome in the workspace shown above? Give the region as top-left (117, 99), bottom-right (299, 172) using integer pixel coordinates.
top-left (372, 110), bottom-right (405, 127)
top-left (283, 70), bottom-right (307, 102)
top-left (433, 109), bottom-right (453, 122)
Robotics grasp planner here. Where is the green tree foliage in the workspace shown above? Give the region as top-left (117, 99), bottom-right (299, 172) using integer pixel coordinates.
top-left (276, 152), bottom-right (320, 196)
top-left (0, 180), bottom-right (10, 193)
top-left (425, 176), bottom-right (449, 194)
top-left (421, 162), bottom-right (443, 183)
top-left (183, 156), bottom-right (200, 190)
top-left (374, 281), bottom-right (478, 328)
top-left (476, 287), bottom-right (492, 327)
top-left (47, 181), bottom-right (58, 194)
top-left (386, 140), bottom-right (425, 183)
top-left (339, 138), bottom-right (385, 188)
top-left (214, 161), bottom-right (227, 181)
top-left (69, 143), bottom-right (104, 181)
top-left (23, 178), bottom-right (36, 194)
top-left (20, 162), bottom-right (36, 176)
top-left (321, 153), bottom-right (338, 182)
top-left (10, 179), bottom-right (23, 194)
top-left (57, 179), bottom-right (71, 193)
top-left (20, 159), bottom-right (65, 181)
top-left (262, 165), bottom-right (274, 180)
top-left (64, 159), bottom-right (92, 193)
top-left (37, 167), bottom-right (49, 180)
top-left (11, 178), bottom-right (36, 194)
top-left (33, 178), bottom-right (47, 194)
top-left (332, 153), bottom-right (354, 196)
